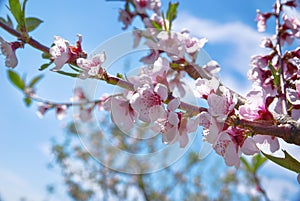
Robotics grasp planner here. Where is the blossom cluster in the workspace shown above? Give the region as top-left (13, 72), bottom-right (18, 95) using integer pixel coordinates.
top-left (118, 0), bottom-right (162, 30)
top-left (1, 0), bottom-right (299, 172)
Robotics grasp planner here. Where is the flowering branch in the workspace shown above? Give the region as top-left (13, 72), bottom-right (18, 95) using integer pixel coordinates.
top-left (0, 20), bottom-right (49, 53)
top-left (238, 117), bottom-right (300, 146)
top-left (275, 0), bottom-right (288, 114)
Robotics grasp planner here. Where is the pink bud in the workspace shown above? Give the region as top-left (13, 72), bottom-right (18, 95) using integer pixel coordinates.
top-left (56, 105), bottom-right (67, 120)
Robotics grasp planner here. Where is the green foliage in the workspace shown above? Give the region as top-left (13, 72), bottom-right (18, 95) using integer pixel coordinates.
top-left (56, 70), bottom-right (80, 78)
top-left (9, 0), bottom-right (42, 33)
top-left (166, 2), bottom-right (179, 30)
top-left (0, 15), bottom-right (14, 28)
top-left (8, 0), bottom-right (23, 26)
top-left (24, 17), bottom-right (43, 32)
top-left (7, 69), bottom-right (25, 90)
top-left (268, 62), bottom-right (280, 87)
top-left (28, 74), bottom-right (43, 88)
top-left (241, 154), bottom-right (267, 174)
top-left (39, 62), bottom-right (52, 71)
top-left (262, 150), bottom-right (300, 173)
top-left (23, 96), bottom-right (32, 106)
top-left (7, 70), bottom-right (44, 107)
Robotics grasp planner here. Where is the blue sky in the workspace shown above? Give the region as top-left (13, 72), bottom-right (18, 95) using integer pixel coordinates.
top-left (0, 0), bottom-right (300, 200)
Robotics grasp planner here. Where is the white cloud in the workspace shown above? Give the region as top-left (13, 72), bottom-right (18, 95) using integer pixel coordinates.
top-left (175, 12), bottom-right (270, 95)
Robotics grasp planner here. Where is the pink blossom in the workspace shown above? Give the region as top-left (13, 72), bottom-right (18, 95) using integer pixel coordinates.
top-left (77, 52), bottom-right (106, 78)
top-left (50, 35), bottom-right (86, 71)
top-left (239, 87), bottom-right (273, 121)
top-left (256, 10), bottom-right (271, 32)
top-left (78, 107), bottom-right (93, 122)
top-left (207, 87), bottom-right (237, 122)
top-left (56, 105), bottom-right (67, 120)
top-left (49, 36), bottom-right (70, 71)
top-left (253, 135), bottom-right (279, 153)
top-left (283, 14), bottom-right (300, 38)
top-left (140, 49), bottom-right (160, 65)
top-left (111, 95), bottom-right (138, 132)
top-left (36, 103), bottom-right (51, 118)
top-left (199, 111), bottom-right (223, 144)
top-left (71, 87), bottom-right (87, 102)
top-left (214, 127), bottom-right (259, 168)
top-left (152, 98), bottom-right (193, 147)
top-left (194, 77), bottom-right (219, 99)
top-left (132, 0), bottom-right (161, 14)
top-left (130, 83), bottom-right (168, 122)
top-left (203, 60), bottom-right (220, 77)
top-left (118, 9), bottom-right (133, 30)
top-left (168, 71), bottom-right (186, 97)
top-left (260, 37), bottom-right (273, 48)
top-left (286, 80), bottom-right (300, 105)
top-left (214, 131), bottom-right (241, 168)
top-left (0, 37), bottom-right (18, 68)
top-left (248, 55), bottom-right (276, 96)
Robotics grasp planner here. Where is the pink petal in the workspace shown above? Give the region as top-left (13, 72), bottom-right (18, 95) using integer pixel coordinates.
top-left (162, 126), bottom-right (178, 144)
top-left (179, 132), bottom-right (189, 148)
top-left (168, 111), bottom-right (179, 126)
top-left (253, 135), bottom-right (280, 153)
top-left (241, 138), bottom-right (259, 155)
top-left (167, 98), bottom-right (180, 111)
top-left (154, 83), bottom-right (168, 101)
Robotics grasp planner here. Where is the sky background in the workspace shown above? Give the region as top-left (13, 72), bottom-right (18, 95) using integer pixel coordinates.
top-left (0, 0), bottom-right (300, 200)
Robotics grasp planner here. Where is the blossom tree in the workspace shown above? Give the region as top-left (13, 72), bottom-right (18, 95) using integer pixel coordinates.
top-left (0, 0), bottom-right (300, 199)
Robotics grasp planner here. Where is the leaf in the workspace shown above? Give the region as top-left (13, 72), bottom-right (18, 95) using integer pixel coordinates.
top-left (7, 69), bottom-right (25, 90)
top-left (252, 153), bottom-right (267, 172)
top-left (9, 0), bottom-right (23, 25)
top-left (23, 96), bottom-right (32, 107)
top-left (6, 15), bottom-right (13, 28)
top-left (29, 74), bottom-right (44, 88)
top-left (268, 62), bottom-right (280, 87)
top-left (25, 17), bottom-right (43, 32)
top-left (166, 2), bottom-right (179, 30)
top-left (151, 20), bottom-right (162, 30)
top-left (240, 157), bottom-right (253, 173)
top-left (39, 62), bottom-right (52, 71)
top-left (68, 64), bottom-right (83, 73)
top-left (22, 0), bottom-right (28, 15)
top-left (56, 71), bottom-right (80, 78)
top-left (262, 150), bottom-right (300, 173)
top-left (42, 52), bottom-right (51, 59)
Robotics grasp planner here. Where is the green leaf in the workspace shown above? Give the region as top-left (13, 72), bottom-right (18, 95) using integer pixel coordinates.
top-left (29, 74), bottom-right (44, 88)
top-left (42, 52), bottom-right (51, 59)
top-left (22, 0), bottom-right (28, 15)
top-left (23, 96), bottom-right (32, 107)
top-left (7, 69), bottom-right (25, 90)
top-left (166, 2), bottom-right (179, 30)
top-left (252, 154), bottom-right (267, 172)
top-left (68, 64), bottom-right (83, 73)
top-left (268, 62), bottom-right (280, 87)
top-left (56, 71), bottom-right (80, 78)
top-left (39, 62), bottom-right (52, 71)
top-left (9, 0), bottom-right (23, 25)
top-left (6, 15), bottom-right (14, 28)
top-left (25, 17), bottom-right (43, 32)
top-left (240, 157), bottom-right (253, 173)
top-left (151, 20), bottom-right (162, 30)
top-left (262, 150), bottom-right (300, 173)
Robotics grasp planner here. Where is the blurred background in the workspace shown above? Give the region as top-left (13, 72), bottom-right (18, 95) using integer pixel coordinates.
top-left (0, 0), bottom-right (299, 200)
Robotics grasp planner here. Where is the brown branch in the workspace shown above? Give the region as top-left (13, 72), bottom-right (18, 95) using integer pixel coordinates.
top-left (0, 20), bottom-right (49, 53)
top-left (238, 116), bottom-right (300, 146)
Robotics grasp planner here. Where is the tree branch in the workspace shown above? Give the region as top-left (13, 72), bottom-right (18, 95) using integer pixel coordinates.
top-left (238, 116), bottom-right (300, 146)
top-left (0, 20), bottom-right (49, 53)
